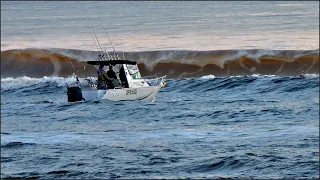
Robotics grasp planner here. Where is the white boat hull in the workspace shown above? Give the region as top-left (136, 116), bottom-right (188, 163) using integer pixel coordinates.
top-left (81, 86), bottom-right (161, 102)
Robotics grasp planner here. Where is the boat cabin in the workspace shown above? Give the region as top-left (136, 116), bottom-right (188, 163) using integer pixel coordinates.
top-left (87, 60), bottom-right (148, 89)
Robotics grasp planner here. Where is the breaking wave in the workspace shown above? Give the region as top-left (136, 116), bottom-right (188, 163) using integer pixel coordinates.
top-left (1, 48), bottom-right (319, 79)
top-left (1, 74), bottom-right (318, 95)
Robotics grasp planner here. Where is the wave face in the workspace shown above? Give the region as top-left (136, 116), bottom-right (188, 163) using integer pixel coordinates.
top-left (1, 74), bottom-right (319, 179)
top-left (1, 74), bottom-right (318, 96)
top-left (1, 48), bottom-right (319, 79)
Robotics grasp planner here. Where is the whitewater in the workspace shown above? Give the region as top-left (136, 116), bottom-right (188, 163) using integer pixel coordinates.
top-left (1, 1), bottom-right (319, 179)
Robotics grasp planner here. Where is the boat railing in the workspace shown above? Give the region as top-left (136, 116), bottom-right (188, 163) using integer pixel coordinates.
top-left (142, 75), bottom-right (158, 79)
top-left (144, 75), bottom-right (167, 87)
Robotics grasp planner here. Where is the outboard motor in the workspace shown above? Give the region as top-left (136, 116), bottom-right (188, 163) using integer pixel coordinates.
top-left (67, 86), bottom-right (83, 102)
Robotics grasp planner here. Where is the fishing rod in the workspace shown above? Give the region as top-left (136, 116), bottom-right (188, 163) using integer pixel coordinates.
top-left (66, 56), bottom-right (82, 88)
top-left (64, 78), bottom-right (69, 88)
top-left (101, 25), bottom-right (128, 77)
top-left (88, 27), bottom-right (112, 62)
top-left (91, 27), bottom-right (106, 60)
top-left (88, 27), bottom-right (104, 61)
top-left (91, 27), bottom-right (111, 61)
top-left (101, 24), bottom-right (120, 60)
top-left (67, 56), bottom-right (76, 73)
top-left (96, 28), bottom-right (113, 61)
top-left (83, 65), bottom-right (94, 87)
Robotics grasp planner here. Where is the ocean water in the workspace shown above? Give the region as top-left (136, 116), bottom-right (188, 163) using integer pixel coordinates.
top-left (1, 1), bottom-right (319, 51)
top-left (1, 1), bottom-right (319, 179)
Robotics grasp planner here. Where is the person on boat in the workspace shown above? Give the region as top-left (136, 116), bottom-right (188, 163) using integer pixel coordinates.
top-left (105, 65), bottom-right (119, 89)
top-left (119, 65), bottom-right (129, 88)
top-left (107, 66), bottom-right (117, 80)
top-left (97, 64), bottom-right (108, 89)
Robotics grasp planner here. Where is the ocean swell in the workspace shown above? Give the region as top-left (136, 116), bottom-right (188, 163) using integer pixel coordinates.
top-left (1, 48), bottom-right (319, 78)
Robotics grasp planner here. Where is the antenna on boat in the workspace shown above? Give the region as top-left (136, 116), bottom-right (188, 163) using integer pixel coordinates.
top-left (101, 24), bottom-right (120, 60)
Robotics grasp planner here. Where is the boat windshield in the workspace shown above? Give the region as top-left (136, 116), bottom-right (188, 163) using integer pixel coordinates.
top-left (127, 64), bottom-right (142, 79)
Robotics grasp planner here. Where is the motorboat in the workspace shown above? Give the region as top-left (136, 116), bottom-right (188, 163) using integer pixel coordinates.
top-left (67, 60), bottom-right (166, 102)
top-left (66, 27), bottom-right (166, 102)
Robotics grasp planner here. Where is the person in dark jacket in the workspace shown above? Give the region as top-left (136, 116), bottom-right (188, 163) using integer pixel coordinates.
top-left (106, 66), bottom-right (120, 89)
top-left (107, 66), bottom-right (117, 80)
top-left (119, 65), bottom-right (129, 88)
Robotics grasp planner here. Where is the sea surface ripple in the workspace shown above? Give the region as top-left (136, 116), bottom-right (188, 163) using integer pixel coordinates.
top-left (1, 74), bottom-right (319, 179)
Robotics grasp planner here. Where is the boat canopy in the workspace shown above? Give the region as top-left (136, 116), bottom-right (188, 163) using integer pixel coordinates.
top-left (87, 60), bottom-right (137, 66)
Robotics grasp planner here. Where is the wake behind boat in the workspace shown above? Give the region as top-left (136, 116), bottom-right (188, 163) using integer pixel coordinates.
top-left (66, 27), bottom-right (166, 103)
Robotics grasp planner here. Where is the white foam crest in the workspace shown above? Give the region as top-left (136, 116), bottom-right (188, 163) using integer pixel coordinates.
top-left (47, 48), bottom-right (99, 62)
top-left (251, 74), bottom-right (277, 78)
top-left (303, 73), bottom-right (319, 79)
top-left (225, 74), bottom-right (319, 79)
top-left (221, 49), bottom-right (283, 63)
top-left (225, 74), bottom-right (278, 78)
top-left (246, 49), bottom-right (280, 61)
top-left (219, 49), bottom-right (319, 65)
top-left (1, 76), bottom-right (96, 91)
top-left (137, 49), bottom-right (319, 69)
top-left (1, 76), bottom-right (41, 91)
top-left (200, 74), bottom-right (216, 79)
